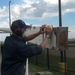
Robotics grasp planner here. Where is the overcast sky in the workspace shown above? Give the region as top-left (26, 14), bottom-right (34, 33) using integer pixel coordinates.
top-left (0, 0), bottom-right (75, 39)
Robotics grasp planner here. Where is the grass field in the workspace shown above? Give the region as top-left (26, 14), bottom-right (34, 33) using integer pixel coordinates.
top-left (29, 63), bottom-right (64, 75)
top-left (29, 52), bottom-right (75, 75)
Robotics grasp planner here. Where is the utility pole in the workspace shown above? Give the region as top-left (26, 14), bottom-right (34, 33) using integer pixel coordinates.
top-left (58, 0), bottom-right (64, 62)
top-left (9, 0), bottom-right (12, 27)
top-left (59, 0), bottom-right (62, 27)
top-left (58, 0), bottom-right (67, 74)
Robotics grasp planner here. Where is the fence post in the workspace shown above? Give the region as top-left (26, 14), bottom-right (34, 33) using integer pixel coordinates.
top-left (47, 48), bottom-right (50, 69)
top-left (64, 50), bottom-right (67, 75)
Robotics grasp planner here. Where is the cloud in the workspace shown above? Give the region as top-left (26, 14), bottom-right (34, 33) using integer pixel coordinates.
top-left (0, 0), bottom-right (75, 29)
top-left (0, 0), bottom-right (75, 20)
top-left (68, 32), bottom-right (75, 39)
top-left (61, 0), bottom-right (75, 15)
top-left (11, 0), bottom-right (75, 19)
top-left (68, 25), bottom-right (75, 38)
top-left (69, 25), bottom-right (75, 32)
top-left (0, 18), bottom-right (9, 28)
top-left (0, 6), bottom-right (8, 19)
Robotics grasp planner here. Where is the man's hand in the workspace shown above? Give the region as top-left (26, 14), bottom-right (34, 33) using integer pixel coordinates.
top-left (39, 25), bottom-right (46, 34)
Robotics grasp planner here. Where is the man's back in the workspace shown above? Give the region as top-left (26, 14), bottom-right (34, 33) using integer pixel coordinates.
top-left (1, 34), bottom-right (42, 75)
top-left (1, 35), bottom-right (26, 75)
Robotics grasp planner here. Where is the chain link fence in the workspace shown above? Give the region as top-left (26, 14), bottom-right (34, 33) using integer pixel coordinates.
top-left (29, 45), bottom-right (75, 75)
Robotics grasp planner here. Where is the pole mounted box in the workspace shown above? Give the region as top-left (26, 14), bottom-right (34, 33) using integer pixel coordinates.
top-left (25, 27), bottom-right (68, 50)
top-left (46, 27), bottom-right (68, 50)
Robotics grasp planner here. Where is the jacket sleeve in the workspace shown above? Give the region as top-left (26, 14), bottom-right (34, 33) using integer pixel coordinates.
top-left (18, 44), bottom-right (42, 58)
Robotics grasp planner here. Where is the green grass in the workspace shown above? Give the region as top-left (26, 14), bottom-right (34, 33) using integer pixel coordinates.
top-left (29, 63), bottom-right (46, 72)
top-left (68, 39), bottom-right (75, 43)
top-left (29, 53), bottom-right (75, 75)
top-left (29, 63), bottom-right (64, 75)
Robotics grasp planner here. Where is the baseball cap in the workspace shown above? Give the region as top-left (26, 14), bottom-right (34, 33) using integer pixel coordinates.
top-left (11, 19), bottom-right (30, 29)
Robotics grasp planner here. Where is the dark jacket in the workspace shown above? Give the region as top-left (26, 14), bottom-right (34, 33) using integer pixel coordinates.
top-left (1, 34), bottom-right (42, 75)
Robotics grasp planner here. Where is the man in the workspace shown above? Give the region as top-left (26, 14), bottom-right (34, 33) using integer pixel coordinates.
top-left (1, 19), bottom-right (52, 75)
